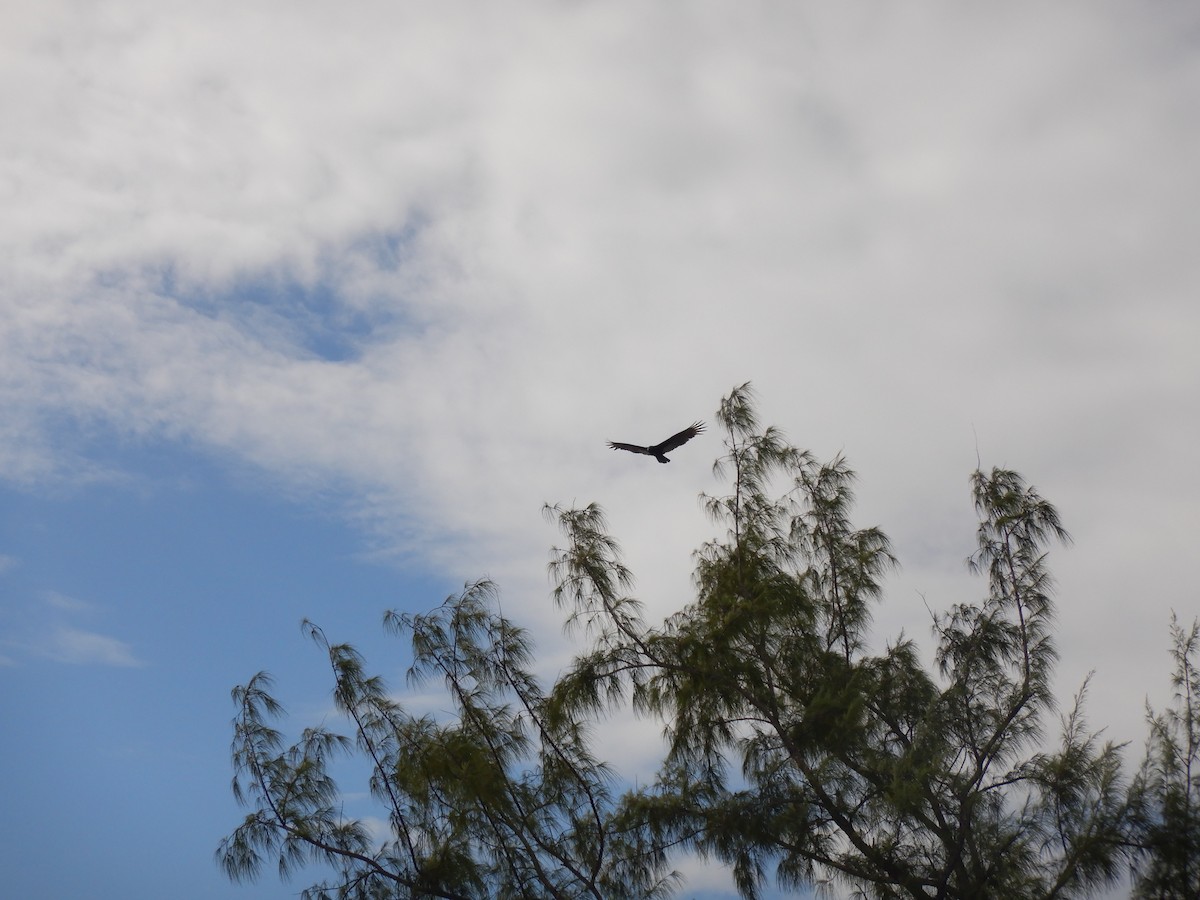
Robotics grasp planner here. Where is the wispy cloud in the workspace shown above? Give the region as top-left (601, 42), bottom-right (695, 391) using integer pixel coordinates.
top-left (42, 591), bottom-right (93, 613)
top-left (0, 592), bottom-right (143, 668)
top-left (0, 1), bottom-right (1197, 749)
top-left (42, 627), bottom-right (144, 668)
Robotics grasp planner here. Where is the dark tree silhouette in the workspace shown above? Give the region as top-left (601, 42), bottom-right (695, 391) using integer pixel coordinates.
top-left (1131, 615), bottom-right (1200, 899)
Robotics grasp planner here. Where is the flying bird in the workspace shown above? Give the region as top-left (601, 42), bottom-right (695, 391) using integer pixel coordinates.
top-left (608, 421), bottom-right (705, 464)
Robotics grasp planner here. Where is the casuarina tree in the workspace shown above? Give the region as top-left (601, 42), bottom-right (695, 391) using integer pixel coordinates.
top-left (220, 383), bottom-right (1137, 899)
top-left (1130, 615), bottom-right (1200, 899)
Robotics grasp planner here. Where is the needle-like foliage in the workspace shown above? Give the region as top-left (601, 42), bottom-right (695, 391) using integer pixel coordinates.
top-left (550, 384), bottom-right (1132, 899)
top-left (220, 383), bottom-right (1144, 899)
top-left (219, 581), bottom-right (679, 899)
top-left (1130, 615), bottom-right (1200, 898)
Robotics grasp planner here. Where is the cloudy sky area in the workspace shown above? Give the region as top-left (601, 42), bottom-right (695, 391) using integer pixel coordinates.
top-left (2, 2), bottom-right (1198, 897)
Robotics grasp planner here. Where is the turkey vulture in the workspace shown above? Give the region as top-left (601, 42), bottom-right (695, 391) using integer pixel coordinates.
top-left (608, 421), bottom-right (705, 464)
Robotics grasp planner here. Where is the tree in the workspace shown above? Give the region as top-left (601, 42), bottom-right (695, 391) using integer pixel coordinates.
top-left (551, 384), bottom-right (1132, 898)
top-left (220, 383), bottom-right (1135, 898)
top-left (217, 582), bottom-right (677, 898)
top-left (1130, 615), bottom-right (1200, 899)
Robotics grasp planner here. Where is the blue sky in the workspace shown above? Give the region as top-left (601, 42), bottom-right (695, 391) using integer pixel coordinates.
top-left (2, 2), bottom-right (1199, 898)
top-left (0, 448), bottom-right (452, 899)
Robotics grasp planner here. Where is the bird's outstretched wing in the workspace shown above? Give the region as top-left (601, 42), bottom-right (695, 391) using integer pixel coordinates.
top-left (607, 421), bottom-right (705, 463)
top-left (652, 421), bottom-right (705, 454)
top-left (607, 441), bottom-right (652, 455)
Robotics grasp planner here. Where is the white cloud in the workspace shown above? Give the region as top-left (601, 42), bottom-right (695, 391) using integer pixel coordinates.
top-left (0, 590), bottom-right (142, 669)
top-left (354, 816), bottom-right (393, 852)
top-left (1, 0), bottom-right (1198, 781)
top-left (42, 591), bottom-right (93, 612)
top-left (43, 627), bottom-right (144, 668)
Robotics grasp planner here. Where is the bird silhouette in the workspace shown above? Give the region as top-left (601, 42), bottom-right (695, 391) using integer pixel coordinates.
top-left (607, 421), bottom-right (705, 464)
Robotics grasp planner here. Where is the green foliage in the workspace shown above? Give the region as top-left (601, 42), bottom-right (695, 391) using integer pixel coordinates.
top-left (218, 580), bottom-right (678, 899)
top-left (549, 384), bottom-right (1132, 898)
top-left (220, 382), bottom-right (1148, 899)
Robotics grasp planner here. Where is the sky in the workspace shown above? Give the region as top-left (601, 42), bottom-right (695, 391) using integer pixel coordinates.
top-left (1, 2), bottom-right (1198, 898)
